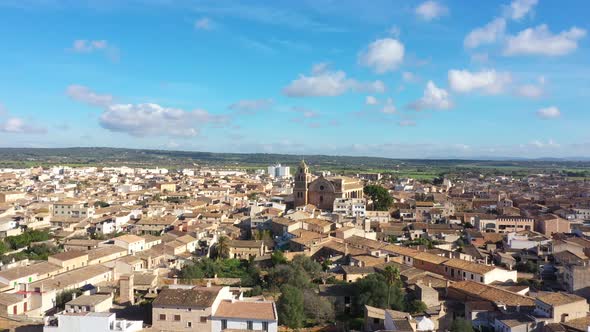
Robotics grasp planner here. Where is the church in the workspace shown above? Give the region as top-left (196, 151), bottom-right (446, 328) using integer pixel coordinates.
top-left (293, 160), bottom-right (364, 210)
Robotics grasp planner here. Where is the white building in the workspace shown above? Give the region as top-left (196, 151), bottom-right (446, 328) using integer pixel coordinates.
top-left (333, 198), bottom-right (366, 217)
top-left (44, 312), bottom-right (143, 332)
top-left (211, 300), bottom-right (278, 332)
top-left (267, 164), bottom-right (290, 179)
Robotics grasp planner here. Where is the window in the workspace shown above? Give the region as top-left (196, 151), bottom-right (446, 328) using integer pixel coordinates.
top-left (247, 321), bottom-right (253, 330)
top-left (187, 322), bottom-right (192, 328)
top-left (480, 276), bottom-right (484, 282)
top-left (200, 316), bottom-right (207, 323)
top-left (262, 321), bottom-right (268, 331)
top-left (174, 315), bottom-right (181, 321)
top-left (221, 320), bottom-right (227, 329)
top-left (159, 314), bottom-right (166, 321)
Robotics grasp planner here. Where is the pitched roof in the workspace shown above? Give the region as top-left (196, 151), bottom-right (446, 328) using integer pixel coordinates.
top-left (536, 292), bottom-right (586, 306)
top-left (213, 300), bottom-right (276, 321)
top-left (152, 286), bottom-right (222, 308)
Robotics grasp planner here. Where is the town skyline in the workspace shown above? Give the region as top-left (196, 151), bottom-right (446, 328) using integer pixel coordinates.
top-left (0, 0), bottom-right (589, 158)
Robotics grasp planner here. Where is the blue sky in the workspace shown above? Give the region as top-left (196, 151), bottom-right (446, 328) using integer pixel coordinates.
top-left (0, 0), bottom-right (589, 159)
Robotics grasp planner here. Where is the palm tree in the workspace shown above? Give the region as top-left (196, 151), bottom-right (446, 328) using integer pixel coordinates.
top-left (215, 236), bottom-right (230, 260)
top-left (381, 265), bottom-right (400, 308)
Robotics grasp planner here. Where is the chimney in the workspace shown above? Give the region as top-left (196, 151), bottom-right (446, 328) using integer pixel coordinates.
top-left (72, 292), bottom-right (77, 300)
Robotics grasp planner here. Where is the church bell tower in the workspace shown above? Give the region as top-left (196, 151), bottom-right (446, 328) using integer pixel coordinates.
top-left (293, 160), bottom-right (311, 207)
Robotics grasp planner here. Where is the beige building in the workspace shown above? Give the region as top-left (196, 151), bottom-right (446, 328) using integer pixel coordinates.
top-left (48, 251), bottom-right (89, 272)
top-left (293, 160), bottom-right (364, 210)
top-left (534, 292), bottom-right (589, 323)
top-left (114, 234), bottom-right (146, 254)
top-left (227, 240), bottom-right (266, 259)
top-left (51, 201), bottom-right (94, 219)
top-left (0, 191), bottom-right (26, 203)
top-left (152, 286), bottom-right (232, 331)
top-left (159, 183), bottom-right (177, 193)
top-left (65, 294), bottom-right (113, 313)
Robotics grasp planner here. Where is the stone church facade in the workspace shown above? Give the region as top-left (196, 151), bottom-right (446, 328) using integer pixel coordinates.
top-left (293, 160), bottom-right (364, 210)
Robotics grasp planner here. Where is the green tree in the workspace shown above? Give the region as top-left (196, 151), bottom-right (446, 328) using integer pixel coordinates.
top-left (271, 250), bottom-right (287, 266)
top-left (354, 273), bottom-right (405, 313)
top-left (381, 265), bottom-right (400, 308)
top-left (214, 236), bottom-right (230, 260)
top-left (94, 201), bottom-right (110, 208)
top-left (277, 284), bottom-right (305, 329)
top-left (303, 290), bottom-right (335, 325)
top-left (364, 185), bottom-right (393, 211)
top-left (451, 318), bottom-right (474, 332)
top-left (291, 255), bottom-right (322, 280)
top-left (407, 300), bottom-right (428, 314)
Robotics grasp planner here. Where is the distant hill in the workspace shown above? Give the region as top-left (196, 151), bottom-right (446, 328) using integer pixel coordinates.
top-left (0, 147), bottom-right (588, 174)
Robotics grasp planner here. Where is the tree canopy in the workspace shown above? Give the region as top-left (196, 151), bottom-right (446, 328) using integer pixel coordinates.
top-left (277, 284), bottom-right (305, 329)
top-left (364, 185), bottom-right (393, 211)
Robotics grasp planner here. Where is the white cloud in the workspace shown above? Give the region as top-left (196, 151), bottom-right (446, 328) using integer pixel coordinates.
top-left (415, 1), bottom-right (449, 21)
top-left (228, 99), bottom-right (273, 113)
top-left (409, 80), bottom-right (452, 111)
top-left (365, 96), bottom-right (378, 105)
top-left (0, 117), bottom-right (46, 134)
top-left (283, 65), bottom-right (386, 97)
top-left (195, 17), bottom-right (213, 30)
top-left (67, 85), bottom-right (228, 138)
top-left (464, 18), bottom-right (506, 48)
top-left (381, 98), bottom-right (396, 114)
top-left (516, 78), bottom-right (545, 98)
top-left (359, 38), bottom-right (405, 74)
top-left (470, 53), bottom-right (489, 63)
top-left (402, 71), bottom-right (420, 83)
top-left (99, 103), bottom-right (228, 137)
top-left (536, 106), bottom-right (561, 119)
top-left (66, 85), bottom-right (114, 107)
top-left (504, 25), bottom-right (586, 56)
top-left (388, 26), bottom-right (401, 38)
top-left (70, 39), bottom-right (119, 61)
top-left (448, 69), bottom-right (512, 94)
top-left (311, 62), bottom-right (330, 75)
top-left (72, 40), bottom-right (109, 53)
top-left (506, 0), bottom-right (538, 20)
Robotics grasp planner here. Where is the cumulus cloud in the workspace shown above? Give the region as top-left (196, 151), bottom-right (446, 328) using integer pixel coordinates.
top-left (464, 18), bottom-right (506, 48)
top-left (448, 69), bottom-right (512, 94)
top-left (70, 39), bottom-right (119, 61)
top-left (409, 81), bottom-right (452, 111)
top-left (515, 77), bottom-right (546, 98)
top-left (99, 103), bottom-right (227, 137)
top-left (66, 85), bottom-right (114, 107)
top-left (504, 25), bottom-right (586, 56)
top-left (195, 17), bottom-right (213, 30)
top-left (67, 85), bottom-right (227, 137)
top-left (381, 98), bottom-right (396, 114)
top-left (359, 38), bottom-right (405, 74)
top-left (402, 71), bottom-right (420, 83)
top-left (311, 62), bottom-right (329, 74)
top-left (228, 99), bottom-right (273, 113)
top-left (72, 40), bottom-right (109, 53)
top-left (415, 1), bottom-right (449, 21)
top-left (506, 0), bottom-right (538, 20)
top-left (536, 106), bottom-right (561, 119)
top-left (0, 117), bottom-right (46, 134)
top-left (365, 96), bottom-right (378, 105)
top-left (283, 65), bottom-right (386, 97)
